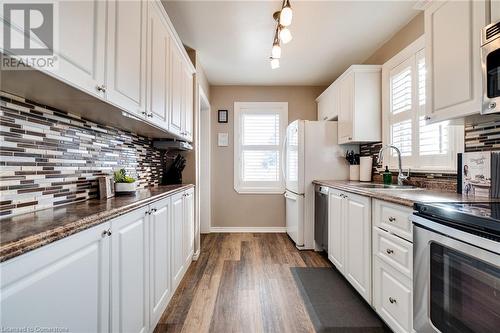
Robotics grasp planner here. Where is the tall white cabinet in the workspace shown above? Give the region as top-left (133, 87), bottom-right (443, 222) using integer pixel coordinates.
top-left (328, 189), bottom-right (372, 303)
top-left (0, 187), bottom-right (195, 333)
top-left (424, 0), bottom-right (486, 122)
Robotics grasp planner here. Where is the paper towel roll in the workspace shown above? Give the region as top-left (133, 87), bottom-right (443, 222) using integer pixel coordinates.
top-left (360, 156), bottom-right (373, 182)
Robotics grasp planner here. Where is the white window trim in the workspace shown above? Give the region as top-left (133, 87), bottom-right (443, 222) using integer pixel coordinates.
top-left (233, 102), bottom-right (288, 194)
top-left (381, 36), bottom-right (464, 173)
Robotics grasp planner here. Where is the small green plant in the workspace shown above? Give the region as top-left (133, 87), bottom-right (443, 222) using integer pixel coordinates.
top-left (114, 169), bottom-right (136, 183)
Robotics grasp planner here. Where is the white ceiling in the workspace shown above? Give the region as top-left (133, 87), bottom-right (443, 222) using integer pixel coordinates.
top-left (162, 1), bottom-right (419, 86)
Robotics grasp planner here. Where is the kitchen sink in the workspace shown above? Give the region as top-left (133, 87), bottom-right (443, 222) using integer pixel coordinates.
top-left (353, 183), bottom-right (418, 190)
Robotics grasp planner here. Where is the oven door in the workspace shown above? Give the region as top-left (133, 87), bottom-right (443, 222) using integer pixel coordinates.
top-left (412, 215), bottom-right (500, 333)
top-left (481, 35), bottom-right (500, 115)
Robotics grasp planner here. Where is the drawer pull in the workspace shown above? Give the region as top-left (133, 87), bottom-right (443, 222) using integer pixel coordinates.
top-left (389, 297), bottom-right (397, 304)
top-left (386, 248), bottom-right (394, 255)
top-left (388, 216), bottom-right (396, 223)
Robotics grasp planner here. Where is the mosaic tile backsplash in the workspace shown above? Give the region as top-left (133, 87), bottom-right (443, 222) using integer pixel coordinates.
top-left (0, 91), bottom-right (164, 218)
top-left (464, 114), bottom-right (500, 152)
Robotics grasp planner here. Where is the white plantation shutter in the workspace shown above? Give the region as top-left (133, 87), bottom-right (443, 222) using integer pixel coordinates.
top-left (383, 40), bottom-right (463, 171)
top-left (234, 102), bottom-right (288, 193)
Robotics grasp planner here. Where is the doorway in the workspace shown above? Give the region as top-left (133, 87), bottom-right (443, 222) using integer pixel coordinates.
top-left (198, 88), bottom-right (211, 233)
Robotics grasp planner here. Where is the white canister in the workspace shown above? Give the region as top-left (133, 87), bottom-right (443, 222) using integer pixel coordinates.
top-left (360, 156), bottom-right (373, 182)
top-left (115, 181), bottom-right (137, 193)
top-left (349, 165), bottom-right (360, 181)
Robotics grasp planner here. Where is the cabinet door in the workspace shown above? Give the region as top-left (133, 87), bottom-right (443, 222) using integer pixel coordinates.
top-left (106, 0), bottom-right (147, 116)
top-left (338, 73), bottom-right (354, 143)
top-left (110, 207), bottom-right (149, 333)
top-left (183, 188), bottom-right (195, 264)
top-left (171, 191), bottom-right (185, 288)
top-left (425, 0), bottom-right (485, 121)
top-left (182, 65), bottom-right (194, 142)
top-left (169, 45), bottom-right (183, 136)
top-left (0, 223), bottom-right (110, 333)
top-left (52, 0), bottom-right (106, 97)
top-left (149, 197), bottom-right (172, 327)
top-left (328, 190), bottom-right (345, 273)
top-left (146, 2), bottom-right (170, 130)
top-left (344, 192), bottom-right (372, 303)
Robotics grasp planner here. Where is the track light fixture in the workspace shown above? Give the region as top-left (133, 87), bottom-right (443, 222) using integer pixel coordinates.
top-left (270, 0), bottom-right (293, 69)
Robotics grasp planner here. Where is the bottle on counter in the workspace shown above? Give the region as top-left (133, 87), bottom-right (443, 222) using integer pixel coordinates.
top-left (383, 166), bottom-right (392, 185)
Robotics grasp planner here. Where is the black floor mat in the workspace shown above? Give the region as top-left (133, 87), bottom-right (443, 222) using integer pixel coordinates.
top-left (291, 267), bottom-right (391, 333)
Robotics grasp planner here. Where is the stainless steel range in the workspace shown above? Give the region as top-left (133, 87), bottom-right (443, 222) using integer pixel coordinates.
top-left (411, 202), bottom-right (500, 333)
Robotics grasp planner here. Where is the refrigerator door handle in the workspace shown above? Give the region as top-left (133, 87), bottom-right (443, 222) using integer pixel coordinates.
top-left (281, 132), bottom-right (288, 182)
top-left (284, 192), bottom-right (296, 200)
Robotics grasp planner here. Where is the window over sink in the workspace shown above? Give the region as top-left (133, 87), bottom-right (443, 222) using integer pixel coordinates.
top-left (382, 36), bottom-right (464, 172)
top-left (234, 102), bottom-right (288, 194)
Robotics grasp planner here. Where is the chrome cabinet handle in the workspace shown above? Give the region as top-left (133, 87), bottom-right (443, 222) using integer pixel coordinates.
top-left (389, 297), bottom-right (397, 304)
top-left (96, 84), bottom-right (106, 93)
top-left (386, 248), bottom-right (394, 255)
top-left (148, 113), bottom-right (153, 118)
top-left (348, 137), bottom-right (352, 141)
top-left (424, 116), bottom-right (431, 120)
top-left (142, 111), bottom-right (147, 116)
top-left (101, 229), bottom-right (112, 237)
top-left (388, 216), bottom-right (396, 223)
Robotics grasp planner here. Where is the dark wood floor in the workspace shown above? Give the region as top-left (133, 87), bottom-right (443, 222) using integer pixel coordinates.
top-left (154, 233), bottom-right (332, 333)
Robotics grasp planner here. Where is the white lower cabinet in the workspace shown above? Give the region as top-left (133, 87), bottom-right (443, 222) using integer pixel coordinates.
top-left (0, 188), bottom-right (195, 333)
top-left (0, 222), bottom-right (111, 333)
top-left (110, 206), bottom-right (149, 333)
top-left (149, 197), bottom-right (173, 326)
top-left (373, 258), bottom-right (412, 333)
top-left (327, 189), bottom-right (372, 303)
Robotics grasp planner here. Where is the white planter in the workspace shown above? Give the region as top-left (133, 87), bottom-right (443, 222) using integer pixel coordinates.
top-left (115, 181), bottom-right (137, 193)
top-left (349, 165), bottom-right (360, 181)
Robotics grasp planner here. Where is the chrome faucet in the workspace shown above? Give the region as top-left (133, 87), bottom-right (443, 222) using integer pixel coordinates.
top-left (378, 145), bottom-right (410, 185)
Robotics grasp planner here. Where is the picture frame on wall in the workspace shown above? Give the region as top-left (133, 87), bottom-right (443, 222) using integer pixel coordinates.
top-left (218, 110), bottom-right (228, 123)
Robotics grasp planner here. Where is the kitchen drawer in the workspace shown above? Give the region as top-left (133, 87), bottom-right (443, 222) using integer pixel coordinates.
top-left (373, 200), bottom-right (413, 242)
top-left (373, 258), bottom-right (413, 333)
top-left (373, 227), bottom-right (413, 279)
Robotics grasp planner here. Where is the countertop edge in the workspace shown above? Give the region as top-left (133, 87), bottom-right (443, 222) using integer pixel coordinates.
top-left (313, 180), bottom-right (416, 207)
top-left (0, 184), bottom-right (194, 263)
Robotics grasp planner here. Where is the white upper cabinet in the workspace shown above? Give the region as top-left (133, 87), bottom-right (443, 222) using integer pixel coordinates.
top-left (169, 45), bottom-right (184, 137)
top-left (146, 1), bottom-right (171, 130)
top-left (182, 64), bottom-right (194, 141)
top-left (332, 65), bottom-right (382, 144)
top-left (424, 0), bottom-right (486, 122)
top-left (106, 0), bottom-right (148, 117)
top-left (53, 0), bottom-right (106, 98)
top-left (316, 82), bottom-right (339, 121)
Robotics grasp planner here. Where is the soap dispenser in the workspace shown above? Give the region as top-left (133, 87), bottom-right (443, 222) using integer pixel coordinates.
top-left (383, 166), bottom-right (392, 185)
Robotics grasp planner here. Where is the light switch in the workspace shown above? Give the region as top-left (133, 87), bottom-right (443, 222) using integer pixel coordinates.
top-left (218, 133), bottom-right (229, 146)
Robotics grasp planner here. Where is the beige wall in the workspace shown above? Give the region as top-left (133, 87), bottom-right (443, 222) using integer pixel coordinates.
top-left (364, 13), bottom-right (424, 65)
top-left (210, 86), bottom-right (325, 228)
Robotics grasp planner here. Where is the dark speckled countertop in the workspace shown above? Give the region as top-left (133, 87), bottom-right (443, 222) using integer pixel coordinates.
top-left (313, 180), bottom-right (499, 207)
top-left (0, 184), bottom-right (193, 263)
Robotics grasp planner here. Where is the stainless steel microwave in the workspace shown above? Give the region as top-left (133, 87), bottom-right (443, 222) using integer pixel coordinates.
top-left (481, 19), bottom-right (500, 115)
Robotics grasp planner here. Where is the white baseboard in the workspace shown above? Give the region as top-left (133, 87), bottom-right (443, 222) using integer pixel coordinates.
top-left (192, 250), bottom-right (200, 261)
top-left (209, 227), bottom-right (287, 233)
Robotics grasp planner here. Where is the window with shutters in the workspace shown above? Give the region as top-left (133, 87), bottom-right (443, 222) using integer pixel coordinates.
top-left (382, 37), bottom-right (463, 172)
top-left (234, 102), bottom-right (288, 193)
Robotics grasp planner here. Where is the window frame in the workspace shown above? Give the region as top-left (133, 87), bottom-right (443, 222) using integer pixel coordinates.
top-left (233, 102), bottom-right (288, 194)
top-left (381, 36), bottom-right (464, 173)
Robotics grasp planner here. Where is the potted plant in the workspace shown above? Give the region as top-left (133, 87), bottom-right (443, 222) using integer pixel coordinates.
top-left (345, 150), bottom-right (360, 181)
top-left (114, 169), bottom-right (137, 194)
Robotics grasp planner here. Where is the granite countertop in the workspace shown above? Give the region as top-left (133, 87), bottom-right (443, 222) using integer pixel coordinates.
top-left (0, 184), bottom-right (193, 263)
top-left (313, 180), bottom-right (499, 207)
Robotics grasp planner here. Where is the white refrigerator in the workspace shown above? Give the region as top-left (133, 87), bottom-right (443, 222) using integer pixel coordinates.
top-left (283, 120), bottom-right (353, 249)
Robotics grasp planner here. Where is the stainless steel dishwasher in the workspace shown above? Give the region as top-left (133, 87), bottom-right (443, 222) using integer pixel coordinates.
top-left (314, 185), bottom-right (329, 252)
